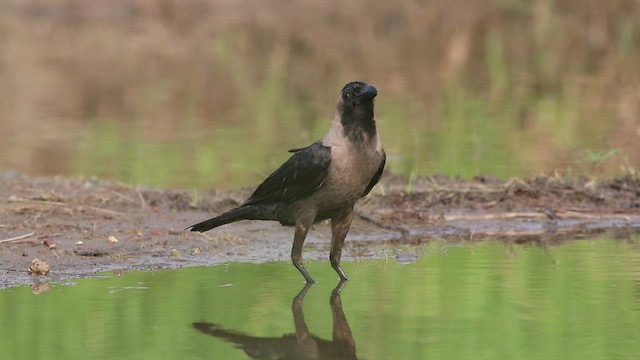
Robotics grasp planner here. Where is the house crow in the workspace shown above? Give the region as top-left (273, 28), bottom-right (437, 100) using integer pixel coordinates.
top-left (187, 81), bottom-right (386, 283)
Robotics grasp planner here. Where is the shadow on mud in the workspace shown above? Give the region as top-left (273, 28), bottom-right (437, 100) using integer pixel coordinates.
top-left (193, 281), bottom-right (357, 359)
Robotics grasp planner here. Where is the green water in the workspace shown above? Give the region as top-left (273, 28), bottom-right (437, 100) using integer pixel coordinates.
top-left (2, 237), bottom-right (640, 360)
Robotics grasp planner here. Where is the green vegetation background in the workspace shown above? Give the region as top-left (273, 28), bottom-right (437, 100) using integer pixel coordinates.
top-left (0, 0), bottom-right (638, 188)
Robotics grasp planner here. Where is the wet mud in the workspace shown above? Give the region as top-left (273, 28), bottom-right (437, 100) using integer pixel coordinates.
top-left (1, 172), bottom-right (639, 288)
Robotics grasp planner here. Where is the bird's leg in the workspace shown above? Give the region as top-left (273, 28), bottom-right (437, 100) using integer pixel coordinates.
top-left (292, 218), bottom-right (316, 283)
top-left (330, 208), bottom-right (353, 281)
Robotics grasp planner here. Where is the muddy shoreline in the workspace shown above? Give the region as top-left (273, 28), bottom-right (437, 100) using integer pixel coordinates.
top-left (1, 172), bottom-right (639, 288)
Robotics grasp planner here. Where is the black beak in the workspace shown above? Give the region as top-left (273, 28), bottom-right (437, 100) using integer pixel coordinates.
top-left (357, 84), bottom-right (378, 100)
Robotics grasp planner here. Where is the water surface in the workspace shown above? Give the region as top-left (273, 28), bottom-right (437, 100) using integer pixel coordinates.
top-left (2, 237), bottom-right (640, 359)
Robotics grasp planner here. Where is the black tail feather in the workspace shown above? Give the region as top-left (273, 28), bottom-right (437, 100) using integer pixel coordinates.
top-left (187, 206), bottom-right (257, 232)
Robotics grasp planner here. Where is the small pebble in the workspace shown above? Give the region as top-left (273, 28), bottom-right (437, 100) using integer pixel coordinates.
top-left (43, 240), bottom-right (57, 249)
top-left (27, 259), bottom-right (50, 276)
top-left (108, 236), bottom-right (118, 243)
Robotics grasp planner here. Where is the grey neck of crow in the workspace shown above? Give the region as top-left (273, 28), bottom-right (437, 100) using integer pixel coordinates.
top-left (337, 100), bottom-right (377, 143)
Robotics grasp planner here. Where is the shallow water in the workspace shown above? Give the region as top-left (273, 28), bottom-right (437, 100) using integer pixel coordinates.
top-left (2, 237), bottom-right (640, 359)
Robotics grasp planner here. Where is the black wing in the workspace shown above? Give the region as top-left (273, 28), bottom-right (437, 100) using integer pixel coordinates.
top-left (243, 142), bottom-right (331, 206)
top-left (361, 149), bottom-right (386, 197)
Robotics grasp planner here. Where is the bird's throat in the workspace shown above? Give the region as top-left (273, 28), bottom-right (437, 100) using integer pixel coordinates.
top-left (340, 104), bottom-right (376, 143)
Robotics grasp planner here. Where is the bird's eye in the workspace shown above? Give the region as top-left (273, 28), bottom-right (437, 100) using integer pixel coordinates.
top-left (344, 93), bottom-right (351, 99)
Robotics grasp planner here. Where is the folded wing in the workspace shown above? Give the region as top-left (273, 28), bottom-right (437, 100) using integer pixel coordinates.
top-left (243, 142), bottom-right (331, 206)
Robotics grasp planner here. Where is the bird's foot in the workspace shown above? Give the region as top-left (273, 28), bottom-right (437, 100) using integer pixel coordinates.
top-left (293, 261), bottom-right (316, 284)
top-left (332, 263), bottom-right (349, 282)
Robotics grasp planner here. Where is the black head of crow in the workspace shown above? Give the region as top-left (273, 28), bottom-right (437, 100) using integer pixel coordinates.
top-left (336, 82), bottom-right (378, 142)
top-left (187, 81), bottom-right (386, 283)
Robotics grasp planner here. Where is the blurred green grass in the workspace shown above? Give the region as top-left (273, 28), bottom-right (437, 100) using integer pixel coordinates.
top-left (0, 0), bottom-right (638, 188)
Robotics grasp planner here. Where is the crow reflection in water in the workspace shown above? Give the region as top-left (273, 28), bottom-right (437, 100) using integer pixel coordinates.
top-left (192, 281), bottom-right (357, 360)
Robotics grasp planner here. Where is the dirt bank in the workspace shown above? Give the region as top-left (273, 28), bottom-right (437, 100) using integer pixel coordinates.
top-left (1, 172), bottom-right (639, 288)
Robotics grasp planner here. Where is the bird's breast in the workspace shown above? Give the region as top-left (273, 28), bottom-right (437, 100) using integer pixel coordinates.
top-left (317, 141), bottom-right (383, 206)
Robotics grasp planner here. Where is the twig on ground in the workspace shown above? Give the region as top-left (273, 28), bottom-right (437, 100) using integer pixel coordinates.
top-left (0, 232), bottom-right (36, 244)
top-left (112, 181), bottom-right (146, 209)
top-left (37, 233), bottom-right (61, 239)
top-left (354, 210), bottom-right (410, 237)
top-left (75, 206), bottom-right (122, 217)
top-left (135, 187), bottom-right (147, 209)
top-left (108, 190), bottom-right (138, 204)
top-left (8, 196), bottom-right (66, 206)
